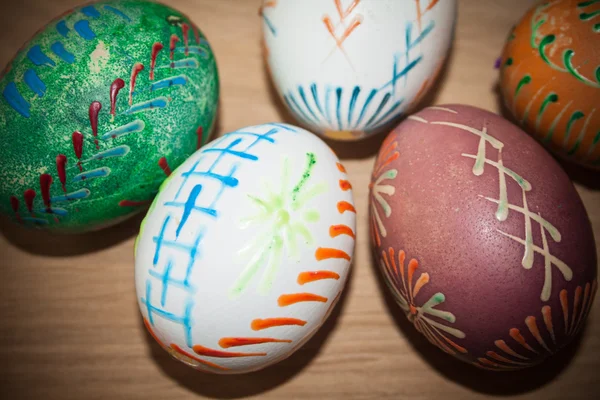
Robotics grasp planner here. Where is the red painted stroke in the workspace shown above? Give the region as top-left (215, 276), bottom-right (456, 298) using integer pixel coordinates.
top-left (337, 201), bottom-right (356, 214)
top-left (56, 154), bottom-right (67, 193)
top-left (110, 78), bottom-right (125, 116)
top-left (169, 34), bottom-right (180, 64)
top-left (89, 101), bottom-right (102, 150)
top-left (251, 318), bottom-right (307, 331)
top-left (10, 196), bottom-right (21, 222)
top-left (119, 199), bottom-right (151, 207)
top-left (297, 271), bottom-right (340, 285)
top-left (130, 62), bottom-right (145, 102)
top-left (39, 174), bottom-right (53, 212)
top-left (278, 293), bottom-right (328, 306)
top-left (72, 131), bottom-right (84, 171)
top-left (24, 189), bottom-right (36, 215)
top-left (181, 23), bottom-right (190, 56)
top-left (218, 337), bottom-right (291, 348)
top-left (150, 43), bottom-right (162, 81)
top-left (315, 247), bottom-right (351, 261)
top-left (158, 157), bottom-right (172, 176)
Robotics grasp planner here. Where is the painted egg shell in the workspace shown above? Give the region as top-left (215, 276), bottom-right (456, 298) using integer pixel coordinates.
top-left (261, 0), bottom-right (457, 141)
top-left (499, 0), bottom-right (600, 169)
top-left (0, 0), bottom-right (219, 233)
top-left (369, 104), bottom-right (597, 370)
top-left (135, 123), bottom-right (356, 374)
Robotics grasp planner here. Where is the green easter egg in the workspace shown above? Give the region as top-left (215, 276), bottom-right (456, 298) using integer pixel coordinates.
top-left (0, 0), bottom-right (219, 233)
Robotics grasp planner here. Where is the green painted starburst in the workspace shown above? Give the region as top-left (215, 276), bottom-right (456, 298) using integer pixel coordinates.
top-left (230, 152), bottom-right (328, 298)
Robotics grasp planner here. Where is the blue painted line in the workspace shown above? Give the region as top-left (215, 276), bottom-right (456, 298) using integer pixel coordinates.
top-left (207, 165), bottom-right (238, 209)
top-left (365, 92), bottom-right (391, 128)
top-left (379, 56), bottom-right (422, 91)
top-left (262, 14), bottom-right (276, 35)
top-left (348, 86), bottom-right (360, 126)
top-left (24, 69), bottom-right (46, 97)
top-left (81, 5), bottom-right (100, 18)
top-left (370, 99), bottom-right (404, 129)
top-left (227, 131), bottom-right (275, 143)
top-left (298, 86), bottom-right (320, 122)
top-left (176, 184), bottom-right (203, 237)
top-left (355, 89), bottom-right (377, 127)
top-left (286, 93), bottom-right (315, 125)
top-left (202, 138), bottom-right (259, 160)
top-left (150, 75), bottom-right (187, 91)
top-left (175, 47), bottom-right (208, 58)
top-left (27, 45), bottom-right (56, 67)
top-left (56, 20), bottom-right (70, 37)
top-left (164, 200), bottom-right (218, 221)
top-left (149, 267), bottom-right (195, 295)
top-left (74, 20), bottom-right (96, 40)
top-left (143, 281), bottom-right (189, 327)
top-left (183, 231), bottom-right (203, 286)
top-left (174, 160), bottom-right (201, 201)
top-left (183, 300), bottom-right (194, 347)
top-left (22, 217), bottom-right (49, 225)
top-left (324, 85), bottom-right (333, 125)
top-left (165, 58), bottom-right (200, 69)
top-left (144, 280), bottom-right (155, 325)
top-left (50, 188), bottom-right (90, 203)
top-left (2, 82), bottom-right (31, 118)
top-left (153, 215), bottom-right (171, 265)
top-left (101, 120), bottom-right (145, 140)
top-left (124, 98), bottom-right (168, 114)
top-left (103, 5), bottom-right (131, 22)
top-left (86, 145), bottom-right (130, 161)
top-left (157, 259), bottom-right (174, 306)
top-left (310, 83), bottom-right (325, 119)
top-left (38, 207), bottom-right (68, 216)
top-left (50, 42), bottom-right (75, 64)
top-left (335, 87), bottom-right (343, 130)
top-left (264, 122), bottom-right (296, 132)
top-left (72, 167), bottom-right (110, 182)
top-left (412, 20), bottom-right (435, 48)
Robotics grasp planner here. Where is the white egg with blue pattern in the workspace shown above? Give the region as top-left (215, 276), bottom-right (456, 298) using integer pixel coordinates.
top-left (134, 123), bottom-right (356, 374)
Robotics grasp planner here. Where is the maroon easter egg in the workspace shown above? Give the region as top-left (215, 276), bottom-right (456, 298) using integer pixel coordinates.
top-left (369, 104), bottom-right (597, 370)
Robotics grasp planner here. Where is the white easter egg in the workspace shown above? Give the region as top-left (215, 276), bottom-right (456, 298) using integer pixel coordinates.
top-left (261, 0), bottom-right (457, 141)
top-left (134, 123), bottom-right (356, 374)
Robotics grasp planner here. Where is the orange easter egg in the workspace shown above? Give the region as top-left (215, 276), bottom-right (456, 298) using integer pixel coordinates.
top-left (499, 0), bottom-right (600, 169)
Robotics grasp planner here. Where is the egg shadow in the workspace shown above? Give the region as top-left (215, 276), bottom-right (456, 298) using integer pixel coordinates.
top-left (492, 82), bottom-right (600, 191)
top-left (368, 246), bottom-right (591, 396)
top-left (0, 210), bottom-right (144, 257)
top-left (141, 259), bottom-right (355, 399)
top-left (260, 31), bottom-right (455, 161)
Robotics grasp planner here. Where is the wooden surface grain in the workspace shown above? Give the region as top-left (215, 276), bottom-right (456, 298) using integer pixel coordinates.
top-left (1, 0), bottom-right (599, 399)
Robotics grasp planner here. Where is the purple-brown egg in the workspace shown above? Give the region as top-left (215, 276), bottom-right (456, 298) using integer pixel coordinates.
top-left (369, 104), bottom-right (597, 370)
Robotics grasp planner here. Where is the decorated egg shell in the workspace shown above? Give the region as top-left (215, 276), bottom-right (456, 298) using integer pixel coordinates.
top-left (135, 123), bottom-right (356, 374)
top-left (499, 0), bottom-right (600, 169)
top-left (369, 104), bottom-right (597, 370)
top-left (261, 0), bottom-right (457, 141)
top-left (0, 0), bottom-right (219, 233)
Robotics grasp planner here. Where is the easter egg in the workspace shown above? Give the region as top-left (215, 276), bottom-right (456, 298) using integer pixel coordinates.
top-left (261, 0), bottom-right (457, 141)
top-left (499, 0), bottom-right (600, 169)
top-left (134, 123), bottom-right (356, 374)
top-left (0, 0), bottom-right (219, 233)
top-left (369, 104), bottom-right (597, 370)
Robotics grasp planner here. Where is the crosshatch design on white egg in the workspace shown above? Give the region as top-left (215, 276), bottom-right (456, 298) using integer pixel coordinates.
top-left (134, 123), bottom-right (356, 374)
top-left (261, 0), bottom-right (457, 141)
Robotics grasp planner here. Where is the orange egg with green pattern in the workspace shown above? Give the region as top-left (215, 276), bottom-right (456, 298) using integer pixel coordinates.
top-left (499, 0), bottom-right (600, 169)
top-left (0, 0), bottom-right (219, 233)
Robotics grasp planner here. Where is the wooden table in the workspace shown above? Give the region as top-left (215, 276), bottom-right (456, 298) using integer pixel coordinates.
top-left (1, 0), bottom-right (599, 399)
